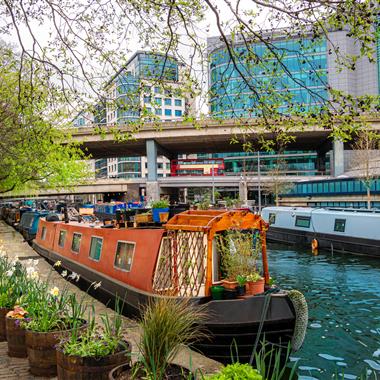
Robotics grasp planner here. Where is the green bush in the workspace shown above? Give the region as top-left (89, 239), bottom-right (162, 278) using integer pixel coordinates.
top-left (151, 199), bottom-right (170, 208)
top-left (206, 363), bottom-right (262, 380)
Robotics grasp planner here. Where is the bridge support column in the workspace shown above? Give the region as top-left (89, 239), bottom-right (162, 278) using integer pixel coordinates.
top-left (239, 179), bottom-right (248, 206)
top-left (146, 139), bottom-right (160, 201)
top-left (333, 140), bottom-right (344, 177)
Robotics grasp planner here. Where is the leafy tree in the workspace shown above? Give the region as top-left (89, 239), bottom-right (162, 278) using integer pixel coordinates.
top-left (0, 45), bottom-right (88, 194)
top-left (349, 130), bottom-right (380, 209)
top-left (1, 1), bottom-right (379, 134)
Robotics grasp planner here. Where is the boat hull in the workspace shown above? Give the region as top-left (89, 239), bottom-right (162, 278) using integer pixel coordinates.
top-left (267, 226), bottom-right (380, 256)
top-left (33, 241), bottom-right (296, 364)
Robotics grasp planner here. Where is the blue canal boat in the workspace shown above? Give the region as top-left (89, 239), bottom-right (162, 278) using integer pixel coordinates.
top-left (262, 206), bottom-right (380, 256)
top-left (18, 210), bottom-right (49, 241)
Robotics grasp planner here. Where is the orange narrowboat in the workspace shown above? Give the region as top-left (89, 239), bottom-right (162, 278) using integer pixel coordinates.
top-left (33, 209), bottom-right (305, 364)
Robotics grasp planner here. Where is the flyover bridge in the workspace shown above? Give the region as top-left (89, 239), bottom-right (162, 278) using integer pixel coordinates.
top-left (68, 116), bottom-right (380, 200)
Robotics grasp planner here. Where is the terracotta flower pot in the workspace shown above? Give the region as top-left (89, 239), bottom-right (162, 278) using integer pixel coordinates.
top-left (221, 279), bottom-right (238, 290)
top-left (246, 279), bottom-right (265, 295)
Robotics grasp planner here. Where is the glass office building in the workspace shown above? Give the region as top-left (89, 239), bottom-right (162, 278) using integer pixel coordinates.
top-left (209, 38), bottom-right (328, 118)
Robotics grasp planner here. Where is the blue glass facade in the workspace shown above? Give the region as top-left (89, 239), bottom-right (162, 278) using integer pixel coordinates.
top-left (209, 38), bottom-right (328, 117)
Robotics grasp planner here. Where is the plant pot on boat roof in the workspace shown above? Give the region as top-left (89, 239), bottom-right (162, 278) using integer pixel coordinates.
top-left (109, 298), bottom-right (208, 380)
top-left (236, 274), bottom-right (247, 296)
top-left (217, 230), bottom-right (261, 292)
top-left (23, 282), bottom-right (87, 377)
top-left (151, 199), bottom-right (170, 223)
top-left (246, 272), bottom-right (265, 296)
top-left (57, 303), bottom-right (130, 380)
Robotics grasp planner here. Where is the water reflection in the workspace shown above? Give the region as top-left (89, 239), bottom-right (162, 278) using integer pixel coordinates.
top-left (267, 244), bottom-right (380, 378)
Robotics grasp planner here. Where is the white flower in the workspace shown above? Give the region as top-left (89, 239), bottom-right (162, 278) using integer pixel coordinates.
top-left (68, 272), bottom-right (80, 282)
top-left (33, 259), bottom-right (39, 267)
top-left (0, 249), bottom-right (6, 258)
top-left (6, 269), bottom-right (14, 277)
top-left (30, 271), bottom-right (39, 280)
top-left (53, 260), bottom-right (62, 267)
top-left (61, 270), bottom-right (68, 278)
top-left (49, 287), bottom-right (60, 297)
top-left (11, 256), bottom-right (19, 265)
top-left (93, 281), bottom-right (102, 289)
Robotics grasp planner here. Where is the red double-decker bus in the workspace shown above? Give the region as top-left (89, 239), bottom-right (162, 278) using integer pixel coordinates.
top-left (170, 158), bottom-right (225, 176)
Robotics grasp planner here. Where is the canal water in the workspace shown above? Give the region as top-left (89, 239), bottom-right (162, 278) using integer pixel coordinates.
top-left (267, 244), bottom-right (380, 379)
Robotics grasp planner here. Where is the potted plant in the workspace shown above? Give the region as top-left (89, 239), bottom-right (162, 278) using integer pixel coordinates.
top-left (206, 362), bottom-right (263, 379)
top-left (6, 305), bottom-right (29, 357)
top-left (210, 285), bottom-right (224, 300)
top-left (0, 255), bottom-right (27, 342)
top-left (236, 275), bottom-right (247, 296)
top-left (23, 282), bottom-right (87, 377)
top-left (246, 272), bottom-right (265, 295)
top-left (57, 304), bottom-right (130, 380)
top-left (151, 199), bottom-right (170, 223)
top-left (109, 298), bottom-right (207, 380)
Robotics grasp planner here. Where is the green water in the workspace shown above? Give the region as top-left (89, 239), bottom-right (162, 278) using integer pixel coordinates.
top-left (268, 244), bottom-right (380, 379)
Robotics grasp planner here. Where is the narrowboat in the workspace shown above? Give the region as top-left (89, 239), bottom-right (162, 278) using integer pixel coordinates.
top-left (262, 206), bottom-right (380, 256)
top-left (33, 209), bottom-right (306, 364)
top-left (18, 210), bottom-right (49, 241)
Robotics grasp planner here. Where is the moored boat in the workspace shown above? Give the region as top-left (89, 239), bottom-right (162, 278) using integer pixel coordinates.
top-left (19, 210), bottom-right (49, 241)
top-left (262, 206), bottom-right (380, 256)
top-left (32, 209), bottom-right (306, 364)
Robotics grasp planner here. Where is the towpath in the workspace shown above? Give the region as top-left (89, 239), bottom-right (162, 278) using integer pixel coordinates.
top-left (0, 220), bottom-right (221, 379)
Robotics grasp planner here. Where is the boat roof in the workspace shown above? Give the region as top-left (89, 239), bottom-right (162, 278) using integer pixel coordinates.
top-left (165, 209), bottom-right (267, 233)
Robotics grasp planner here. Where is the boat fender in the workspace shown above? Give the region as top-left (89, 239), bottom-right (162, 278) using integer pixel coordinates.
top-left (287, 289), bottom-right (308, 352)
top-left (311, 238), bottom-right (318, 255)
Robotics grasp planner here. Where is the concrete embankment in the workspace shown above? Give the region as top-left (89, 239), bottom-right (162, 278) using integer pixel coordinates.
top-left (0, 221), bottom-right (221, 379)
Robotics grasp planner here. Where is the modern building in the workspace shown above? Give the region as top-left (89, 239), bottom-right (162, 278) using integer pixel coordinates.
top-left (83, 51), bottom-right (194, 180)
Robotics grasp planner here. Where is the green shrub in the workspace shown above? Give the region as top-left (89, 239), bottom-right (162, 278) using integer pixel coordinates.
top-left (206, 363), bottom-right (262, 380)
top-left (151, 199), bottom-right (170, 208)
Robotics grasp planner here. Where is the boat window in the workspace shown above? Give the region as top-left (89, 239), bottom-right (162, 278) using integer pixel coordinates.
top-left (58, 230), bottom-right (67, 247)
top-left (268, 213), bottom-right (276, 225)
top-left (89, 236), bottom-right (103, 261)
top-left (41, 226), bottom-right (47, 240)
top-left (295, 216), bottom-right (310, 228)
top-left (334, 219), bottom-right (346, 233)
top-left (114, 241), bottom-right (135, 271)
top-left (71, 233), bottom-right (82, 253)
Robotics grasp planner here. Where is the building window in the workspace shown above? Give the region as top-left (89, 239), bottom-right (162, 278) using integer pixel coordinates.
top-left (41, 226), bottom-right (47, 240)
top-left (334, 219), bottom-right (346, 233)
top-left (164, 89), bottom-right (172, 96)
top-left (58, 230), bottom-right (67, 247)
top-left (144, 96), bottom-right (151, 104)
top-left (114, 241), bottom-right (135, 271)
top-left (154, 97), bottom-right (162, 105)
top-left (175, 99), bottom-right (182, 107)
top-left (143, 85), bottom-right (151, 93)
top-left (155, 108), bottom-right (162, 116)
top-left (164, 109), bottom-right (172, 116)
top-left (295, 216), bottom-right (310, 228)
top-left (175, 110), bottom-right (182, 117)
top-left (71, 233), bottom-right (82, 253)
top-left (268, 213), bottom-right (276, 225)
top-left (89, 237), bottom-right (103, 261)
top-left (154, 86), bottom-right (161, 94)
top-left (164, 98), bottom-right (172, 106)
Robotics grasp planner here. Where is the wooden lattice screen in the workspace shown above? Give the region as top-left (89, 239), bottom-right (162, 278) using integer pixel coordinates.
top-left (152, 230), bottom-right (207, 297)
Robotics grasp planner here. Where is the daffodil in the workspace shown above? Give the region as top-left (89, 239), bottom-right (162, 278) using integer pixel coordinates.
top-left (53, 260), bottom-right (62, 267)
top-left (49, 287), bottom-right (60, 297)
top-left (61, 270), bottom-right (68, 277)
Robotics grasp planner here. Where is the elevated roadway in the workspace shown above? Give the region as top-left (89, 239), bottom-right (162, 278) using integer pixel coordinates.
top-left (70, 117), bottom-right (380, 159)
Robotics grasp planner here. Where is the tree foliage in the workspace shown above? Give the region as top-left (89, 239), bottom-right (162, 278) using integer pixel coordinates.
top-left (1, 0), bottom-right (380, 148)
top-left (0, 44), bottom-right (88, 194)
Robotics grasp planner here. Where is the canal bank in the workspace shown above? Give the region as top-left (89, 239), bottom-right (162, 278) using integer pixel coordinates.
top-left (268, 243), bottom-right (380, 379)
top-left (0, 220), bottom-right (222, 379)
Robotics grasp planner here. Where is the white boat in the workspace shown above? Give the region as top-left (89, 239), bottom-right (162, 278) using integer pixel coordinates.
top-left (261, 206), bottom-right (380, 256)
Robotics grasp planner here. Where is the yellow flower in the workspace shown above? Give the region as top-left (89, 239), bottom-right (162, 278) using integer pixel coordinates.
top-left (49, 287), bottom-right (60, 297)
top-left (53, 260), bottom-right (62, 267)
